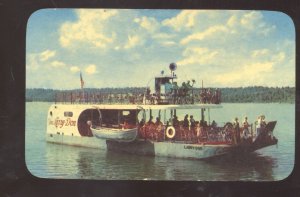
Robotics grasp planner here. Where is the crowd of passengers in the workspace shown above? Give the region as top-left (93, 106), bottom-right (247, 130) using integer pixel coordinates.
top-left (145, 83), bottom-right (221, 105)
top-left (137, 114), bottom-right (269, 144)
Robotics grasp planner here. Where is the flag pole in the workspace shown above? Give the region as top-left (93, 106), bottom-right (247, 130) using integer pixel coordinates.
top-left (80, 71), bottom-right (85, 102)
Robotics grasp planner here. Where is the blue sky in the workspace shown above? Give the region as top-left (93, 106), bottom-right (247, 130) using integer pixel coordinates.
top-left (26, 9), bottom-right (295, 90)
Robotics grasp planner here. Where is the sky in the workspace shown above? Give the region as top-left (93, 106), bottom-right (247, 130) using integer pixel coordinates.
top-left (26, 9), bottom-right (295, 90)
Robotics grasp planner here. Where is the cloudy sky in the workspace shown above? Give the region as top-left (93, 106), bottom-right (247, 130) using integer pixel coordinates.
top-left (26, 9), bottom-right (295, 90)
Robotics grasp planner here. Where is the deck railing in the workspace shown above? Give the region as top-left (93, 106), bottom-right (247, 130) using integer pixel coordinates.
top-left (54, 89), bottom-right (221, 105)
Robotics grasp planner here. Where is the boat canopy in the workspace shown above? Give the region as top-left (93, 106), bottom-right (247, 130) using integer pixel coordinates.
top-left (91, 104), bottom-right (222, 110)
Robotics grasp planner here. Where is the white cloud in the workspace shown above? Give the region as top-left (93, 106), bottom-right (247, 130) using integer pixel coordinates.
top-left (239, 11), bottom-right (275, 35)
top-left (70, 66), bottom-right (80, 73)
top-left (85, 64), bottom-right (97, 74)
top-left (50, 61), bottom-right (66, 67)
top-left (152, 33), bottom-right (175, 40)
top-left (124, 35), bottom-right (141, 49)
top-left (214, 62), bottom-right (274, 86)
top-left (27, 51), bottom-right (58, 70)
top-left (39, 50), bottom-right (56, 61)
top-left (240, 11), bottom-right (263, 29)
top-left (160, 41), bottom-right (177, 46)
top-left (251, 49), bottom-right (270, 58)
top-left (59, 10), bottom-right (118, 48)
top-left (138, 16), bottom-right (159, 33)
top-left (162, 10), bottom-right (200, 31)
top-left (26, 53), bottom-right (39, 70)
top-left (177, 47), bottom-right (219, 66)
top-left (180, 25), bottom-right (228, 44)
top-left (272, 52), bottom-right (286, 62)
top-left (227, 15), bottom-right (238, 27)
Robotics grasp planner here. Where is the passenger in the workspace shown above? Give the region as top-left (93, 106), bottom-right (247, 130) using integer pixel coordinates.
top-left (211, 120), bottom-right (217, 128)
top-left (221, 130), bottom-right (226, 142)
top-left (138, 118), bottom-right (146, 139)
top-left (123, 120), bottom-right (129, 129)
top-left (186, 80), bottom-right (193, 94)
top-left (155, 117), bottom-right (163, 141)
top-left (195, 122), bottom-right (202, 143)
top-left (261, 115), bottom-right (267, 128)
top-left (146, 116), bottom-right (155, 139)
top-left (190, 115), bottom-right (196, 129)
top-left (207, 89), bottom-right (212, 103)
top-left (189, 115), bottom-right (196, 141)
top-left (183, 114), bottom-right (189, 129)
top-left (147, 116), bottom-right (154, 125)
top-left (256, 115), bottom-right (262, 137)
top-left (172, 115), bottom-right (180, 127)
top-left (182, 114), bottom-right (189, 140)
top-left (139, 118), bottom-right (145, 127)
top-left (155, 117), bottom-right (163, 126)
top-left (242, 117), bottom-right (250, 140)
top-left (172, 82), bottom-right (179, 104)
top-left (233, 117), bottom-right (240, 144)
top-left (146, 88), bottom-right (151, 96)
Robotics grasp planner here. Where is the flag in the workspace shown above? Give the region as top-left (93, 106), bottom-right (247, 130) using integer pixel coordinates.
top-left (80, 72), bottom-right (84, 89)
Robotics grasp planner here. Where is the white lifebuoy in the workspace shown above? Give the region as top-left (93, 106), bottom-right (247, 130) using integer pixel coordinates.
top-left (166, 126), bottom-right (176, 139)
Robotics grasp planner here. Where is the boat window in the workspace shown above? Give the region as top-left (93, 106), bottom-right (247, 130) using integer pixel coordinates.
top-left (64, 111), bottom-right (73, 117)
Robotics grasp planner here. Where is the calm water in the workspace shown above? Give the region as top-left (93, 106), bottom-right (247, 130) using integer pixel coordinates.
top-left (25, 102), bottom-right (295, 181)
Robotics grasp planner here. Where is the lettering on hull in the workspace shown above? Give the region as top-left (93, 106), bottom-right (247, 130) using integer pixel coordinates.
top-left (49, 117), bottom-right (76, 128)
top-left (184, 145), bottom-right (203, 150)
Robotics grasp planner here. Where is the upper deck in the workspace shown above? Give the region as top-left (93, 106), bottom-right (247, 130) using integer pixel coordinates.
top-left (54, 88), bottom-right (221, 106)
top-left (54, 63), bottom-right (222, 106)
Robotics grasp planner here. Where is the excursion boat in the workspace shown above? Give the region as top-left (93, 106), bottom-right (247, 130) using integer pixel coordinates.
top-left (46, 63), bottom-right (278, 159)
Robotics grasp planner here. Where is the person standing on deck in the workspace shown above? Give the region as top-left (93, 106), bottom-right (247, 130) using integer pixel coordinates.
top-left (256, 115), bottom-right (262, 138)
top-left (148, 116), bottom-right (154, 125)
top-left (172, 115), bottom-right (179, 127)
top-left (171, 82), bottom-right (179, 104)
top-left (261, 115), bottom-right (267, 129)
top-left (233, 117), bottom-right (240, 144)
top-left (147, 116), bottom-right (155, 139)
top-left (172, 115), bottom-right (180, 140)
top-left (155, 117), bottom-right (163, 141)
top-left (189, 115), bottom-right (196, 140)
top-left (183, 114), bottom-right (189, 128)
top-left (242, 117), bottom-right (250, 140)
top-left (183, 114), bottom-right (189, 140)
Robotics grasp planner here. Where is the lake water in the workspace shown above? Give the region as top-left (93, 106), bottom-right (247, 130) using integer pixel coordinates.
top-left (25, 102), bottom-right (295, 181)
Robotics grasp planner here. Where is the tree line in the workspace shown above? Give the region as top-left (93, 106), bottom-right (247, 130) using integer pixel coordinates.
top-left (26, 86), bottom-right (295, 103)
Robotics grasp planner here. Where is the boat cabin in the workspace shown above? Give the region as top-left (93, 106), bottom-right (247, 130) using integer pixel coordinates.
top-left (154, 74), bottom-right (177, 104)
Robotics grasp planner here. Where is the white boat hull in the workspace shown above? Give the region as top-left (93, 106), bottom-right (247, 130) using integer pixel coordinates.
top-left (90, 127), bottom-right (138, 142)
top-left (106, 140), bottom-right (233, 159)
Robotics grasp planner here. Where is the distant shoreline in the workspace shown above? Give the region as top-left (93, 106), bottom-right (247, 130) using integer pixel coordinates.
top-left (26, 86), bottom-right (295, 103)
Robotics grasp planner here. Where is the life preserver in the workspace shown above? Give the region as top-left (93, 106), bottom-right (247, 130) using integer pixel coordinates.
top-left (166, 126), bottom-right (176, 139)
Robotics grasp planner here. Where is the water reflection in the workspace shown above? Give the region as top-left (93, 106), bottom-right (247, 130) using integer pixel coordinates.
top-left (45, 143), bottom-right (276, 180)
top-left (203, 152), bottom-right (276, 181)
